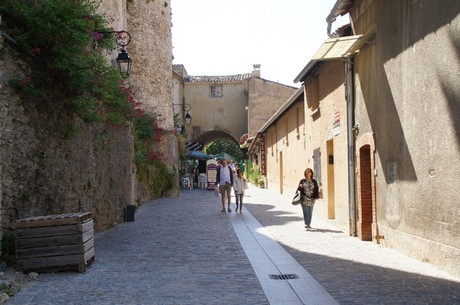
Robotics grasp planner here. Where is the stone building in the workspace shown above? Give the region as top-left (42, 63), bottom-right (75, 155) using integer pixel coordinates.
top-left (247, 65), bottom-right (298, 139)
top-left (295, 59), bottom-right (350, 229)
top-left (249, 56), bottom-right (350, 230)
top-left (183, 71), bottom-right (252, 145)
top-left (173, 64), bottom-right (297, 149)
top-left (172, 64), bottom-right (187, 133)
top-left (248, 87), bottom-right (305, 192)
top-left (249, 0), bottom-right (460, 278)
top-left (327, 0), bottom-right (460, 277)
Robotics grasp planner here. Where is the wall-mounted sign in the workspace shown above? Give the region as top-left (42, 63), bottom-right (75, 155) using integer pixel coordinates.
top-left (332, 111), bottom-right (341, 136)
top-left (186, 142), bottom-right (204, 151)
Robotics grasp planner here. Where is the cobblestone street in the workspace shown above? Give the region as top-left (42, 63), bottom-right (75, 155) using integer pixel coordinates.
top-left (6, 185), bottom-right (460, 305)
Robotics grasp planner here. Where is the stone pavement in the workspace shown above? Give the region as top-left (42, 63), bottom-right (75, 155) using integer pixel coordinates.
top-left (244, 186), bottom-right (460, 305)
top-left (6, 184), bottom-right (460, 305)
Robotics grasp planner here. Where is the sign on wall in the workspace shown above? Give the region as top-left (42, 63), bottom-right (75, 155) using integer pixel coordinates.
top-left (186, 142), bottom-right (204, 151)
top-left (260, 136), bottom-right (266, 176)
top-left (332, 111), bottom-right (341, 136)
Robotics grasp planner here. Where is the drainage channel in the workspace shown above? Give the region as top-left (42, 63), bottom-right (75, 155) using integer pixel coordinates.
top-left (269, 274), bottom-right (299, 280)
top-left (229, 210), bottom-right (338, 305)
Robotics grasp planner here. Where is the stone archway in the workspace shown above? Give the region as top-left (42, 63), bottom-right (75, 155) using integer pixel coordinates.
top-left (193, 129), bottom-right (239, 148)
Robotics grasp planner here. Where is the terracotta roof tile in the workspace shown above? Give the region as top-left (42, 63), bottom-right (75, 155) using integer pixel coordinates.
top-left (185, 73), bottom-right (252, 84)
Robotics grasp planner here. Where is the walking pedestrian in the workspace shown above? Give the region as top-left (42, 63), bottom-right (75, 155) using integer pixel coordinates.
top-left (297, 168), bottom-right (319, 229)
top-left (234, 169), bottom-right (248, 213)
top-left (216, 159), bottom-right (234, 212)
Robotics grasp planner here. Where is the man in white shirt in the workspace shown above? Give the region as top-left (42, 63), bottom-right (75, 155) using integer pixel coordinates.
top-left (216, 159), bottom-right (234, 212)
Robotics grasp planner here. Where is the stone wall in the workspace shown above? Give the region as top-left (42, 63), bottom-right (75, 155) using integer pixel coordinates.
top-left (127, 0), bottom-right (179, 196)
top-left (350, 0), bottom-right (460, 277)
top-left (0, 0), bottom-right (178, 239)
top-left (0, 51), bottom-right (136, 233)
top-left (127, 0), bottom-right (173, 131)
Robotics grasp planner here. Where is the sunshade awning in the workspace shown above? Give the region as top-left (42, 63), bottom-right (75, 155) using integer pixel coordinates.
top-left (294, 34), bottom-right (373, 83)
top-left (311, 34), bottom-right (371, 61)
top-left (184, 151), bottom-right (212, 160)
top-left (212, 152), bottom-right (236, 162)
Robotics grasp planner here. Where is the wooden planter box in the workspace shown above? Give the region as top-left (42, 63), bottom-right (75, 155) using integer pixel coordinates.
top-left (14, 212), bottom-right (95, 273)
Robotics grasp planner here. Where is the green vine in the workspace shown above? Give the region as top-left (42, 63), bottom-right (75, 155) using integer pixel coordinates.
top-left (0, 0), bottom-right (128, 123)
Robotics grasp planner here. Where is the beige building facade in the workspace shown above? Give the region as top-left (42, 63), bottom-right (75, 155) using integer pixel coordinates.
top-left (247, 66), bottom-right (298, 138)
top-left (331, 0), bottom-right (460, 277)
top-left (250, 59), bottom-right (350, 232)
top-left (301, 60), bottom-right (349, 230)
top-left (173, 65), bottom-right (296, 149)
top-left (252, 88), bottom-right (306, 195)
top-left (249, 0), bottom-right (460, 278)
top-left (184, 73), bottom-right (251, 145)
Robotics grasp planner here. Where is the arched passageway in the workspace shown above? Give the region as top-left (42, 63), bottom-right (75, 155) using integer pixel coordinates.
top-left (193, 130), bottom-right (239, 148)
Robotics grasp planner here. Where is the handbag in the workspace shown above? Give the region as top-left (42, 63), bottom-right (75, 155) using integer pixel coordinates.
top-left (291, 191), bottom-right (302, 205)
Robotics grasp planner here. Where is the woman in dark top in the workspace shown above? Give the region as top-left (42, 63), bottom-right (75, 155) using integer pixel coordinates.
top-left (297, 168), bottom-right (319, 229)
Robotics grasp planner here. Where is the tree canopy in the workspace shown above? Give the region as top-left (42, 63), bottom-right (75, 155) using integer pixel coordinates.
top-left (204, 140), bottom-right (244, 161)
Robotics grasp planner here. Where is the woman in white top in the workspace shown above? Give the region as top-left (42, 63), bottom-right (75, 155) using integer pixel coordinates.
top-left (233, 169), bottom-right (247, 213)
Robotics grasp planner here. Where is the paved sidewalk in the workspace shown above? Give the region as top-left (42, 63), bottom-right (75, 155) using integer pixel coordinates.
top-left (244, 185), bottom-right (460, 305)
top-left (229, 206), bottom-right (337, 305)
top-left (6, 184), bottom-right (460, 305)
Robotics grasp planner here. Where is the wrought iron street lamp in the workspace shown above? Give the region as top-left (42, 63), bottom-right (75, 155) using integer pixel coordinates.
top-left (94, 30), bottom-right (133, 79)
top-left (172, 102), bottom-right (192, 133)
top-left (185, 112), bottom-right (192, 127)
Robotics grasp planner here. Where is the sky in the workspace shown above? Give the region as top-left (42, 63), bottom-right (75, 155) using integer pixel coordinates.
top-left (171, 0), bottom-right (349, 87)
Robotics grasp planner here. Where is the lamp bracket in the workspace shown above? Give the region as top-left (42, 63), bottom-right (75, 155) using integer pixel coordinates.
top-left (94, 30), bottom-right (132, 49)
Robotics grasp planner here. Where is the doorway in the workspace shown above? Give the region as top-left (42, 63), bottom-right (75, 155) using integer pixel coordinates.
top-left (326, 140), bottom-right (335, 219)
top-left (358, 145), bottom-right (373, 241)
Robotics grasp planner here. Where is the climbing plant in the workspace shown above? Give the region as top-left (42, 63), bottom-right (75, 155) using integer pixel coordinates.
top-left (0, 0), bottom-right (130, 123)
top-left (0, 0), bottom-right (175, 194)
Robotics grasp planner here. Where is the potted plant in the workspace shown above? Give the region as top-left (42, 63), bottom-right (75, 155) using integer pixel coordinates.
top-left (258, 177), bottom-right (265, 189)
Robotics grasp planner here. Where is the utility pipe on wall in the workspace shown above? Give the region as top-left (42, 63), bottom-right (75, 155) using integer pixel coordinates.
top-left (345, 57), bottom-right (357, 237)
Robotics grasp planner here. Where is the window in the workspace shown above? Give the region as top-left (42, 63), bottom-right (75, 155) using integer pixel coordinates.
top-left (313, 148), bottom-right (322, 193)
top-left (210, 85), bottom-right (223, 98)
top-left (217, 108), bottom-right (224, 118)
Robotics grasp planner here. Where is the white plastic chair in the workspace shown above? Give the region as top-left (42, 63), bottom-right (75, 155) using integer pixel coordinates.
top-left (198, 174), bottom-right (208, 189)
top-left (181, 177), bottom-right (191, 189)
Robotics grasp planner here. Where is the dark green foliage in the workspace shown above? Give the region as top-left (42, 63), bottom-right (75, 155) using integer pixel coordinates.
top-left (136, 114), bottom-right (155, 140)
top-left (0, 0), bottom-right (129, 122)
top-left (205, 140), bottom-right (244, 161)
top-left (0, 0), bottom-right (175, 197)
top-left (1, 233), bottom-right (15, 266)
top-left (247, 160), bottom-right (262, 184)
top-left (137, 160), bottom-right (175, 197)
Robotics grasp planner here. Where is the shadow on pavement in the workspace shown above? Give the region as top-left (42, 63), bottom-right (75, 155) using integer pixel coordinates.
top-left (307, 227), bottom-right (343, 234)
top-left (240, 195), bottom-right (460, 305)
top-left (241, 202), bottom-right (304, 226)
top-left (281, 244), bottom-right (460, 305)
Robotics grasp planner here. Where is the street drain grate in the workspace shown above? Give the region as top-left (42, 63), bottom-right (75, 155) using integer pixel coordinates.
top-left (269, 274), bottom-right (299, 280)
